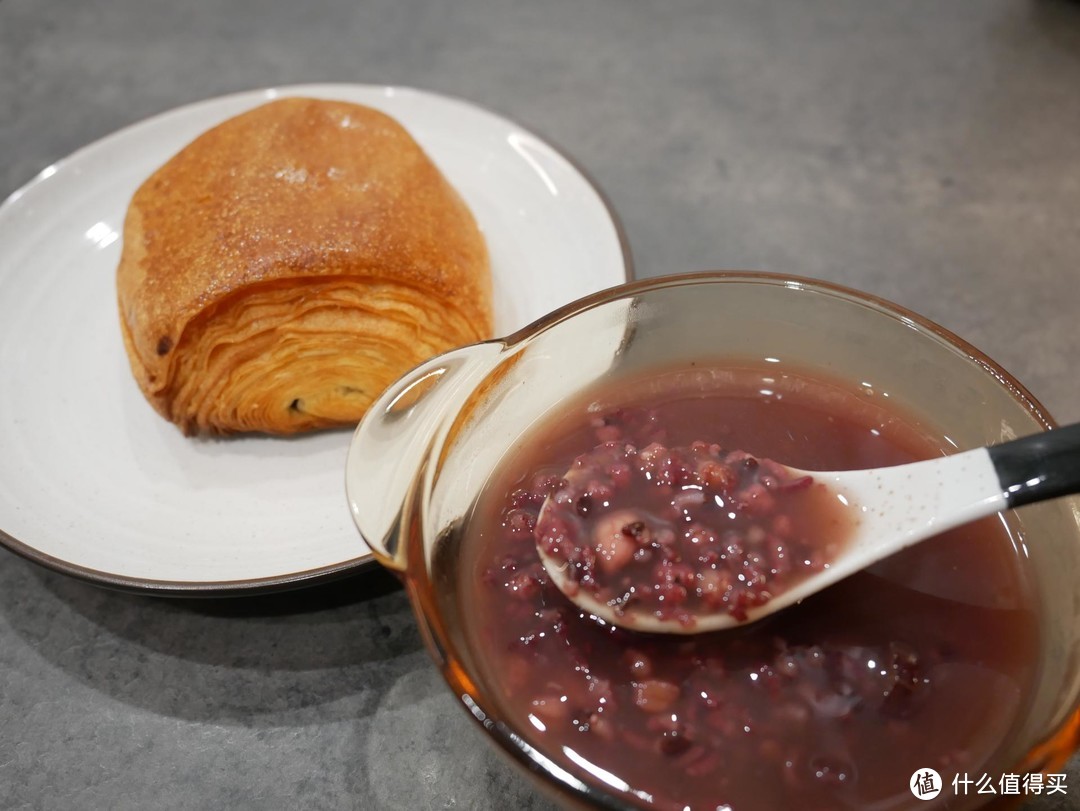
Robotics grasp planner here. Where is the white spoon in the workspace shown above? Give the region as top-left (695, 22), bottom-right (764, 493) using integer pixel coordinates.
top-left (536, 422), bottom-right (1080, 634)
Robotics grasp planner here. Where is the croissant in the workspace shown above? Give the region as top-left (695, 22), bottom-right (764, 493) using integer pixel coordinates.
top-left (116, 97), bottom-right (492, 435)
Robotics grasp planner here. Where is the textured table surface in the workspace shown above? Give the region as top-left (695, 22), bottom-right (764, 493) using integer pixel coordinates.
top-left (2, 1), bottom-right (1080, 809)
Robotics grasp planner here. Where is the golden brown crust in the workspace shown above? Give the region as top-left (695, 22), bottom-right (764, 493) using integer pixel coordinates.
top-left (116, 97), bottom-right (492, 434)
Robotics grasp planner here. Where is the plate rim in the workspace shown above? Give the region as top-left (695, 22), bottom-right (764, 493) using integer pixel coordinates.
top-left (0, 82), bottom-right (634, 597)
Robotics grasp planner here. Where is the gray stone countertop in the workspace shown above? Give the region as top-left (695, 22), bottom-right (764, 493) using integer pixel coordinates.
top-left (2, 1), bottom-right (1079, 809)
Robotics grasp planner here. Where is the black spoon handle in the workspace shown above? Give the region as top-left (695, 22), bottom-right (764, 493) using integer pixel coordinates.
top-left (987, 422), bottom-right (1080, 508)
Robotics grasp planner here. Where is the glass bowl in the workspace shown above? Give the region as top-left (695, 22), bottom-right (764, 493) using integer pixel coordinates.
top-left (346, 271), bottom-right (1080, 810)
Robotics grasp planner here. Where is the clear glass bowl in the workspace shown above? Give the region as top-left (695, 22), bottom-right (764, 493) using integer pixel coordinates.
top-left (346, 271), bottom-right (1080, 810)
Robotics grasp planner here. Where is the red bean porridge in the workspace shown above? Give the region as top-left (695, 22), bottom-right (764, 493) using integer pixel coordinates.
top-left (456, 362), bottom-right (1038, 811)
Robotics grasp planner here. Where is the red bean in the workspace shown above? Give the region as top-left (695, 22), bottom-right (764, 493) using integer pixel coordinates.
top-left (624, 649), bottom-right (654, 679)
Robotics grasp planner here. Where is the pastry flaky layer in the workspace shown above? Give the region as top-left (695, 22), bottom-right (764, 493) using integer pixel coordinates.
top-left (116, 97), bottom-right (492, 435)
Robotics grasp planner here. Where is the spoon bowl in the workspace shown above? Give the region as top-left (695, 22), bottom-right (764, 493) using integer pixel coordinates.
top-left (538, 422), bottom-right (1080, 633)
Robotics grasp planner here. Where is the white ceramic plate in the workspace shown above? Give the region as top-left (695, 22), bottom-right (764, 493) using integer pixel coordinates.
top-left (0, 83), bottom-right (632, 593)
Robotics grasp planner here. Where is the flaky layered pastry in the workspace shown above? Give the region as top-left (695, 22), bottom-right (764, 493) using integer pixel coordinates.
top-left (116, 97), bottom-right (492, 435)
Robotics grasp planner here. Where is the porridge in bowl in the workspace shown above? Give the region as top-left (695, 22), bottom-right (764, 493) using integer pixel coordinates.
top-left (456, 360), bottom-right (1036, 810)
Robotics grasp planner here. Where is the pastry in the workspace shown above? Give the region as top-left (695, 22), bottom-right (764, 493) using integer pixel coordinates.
top-left (116, 96), bottom-right (492, 435)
